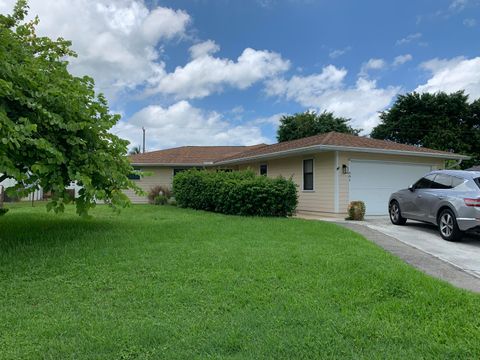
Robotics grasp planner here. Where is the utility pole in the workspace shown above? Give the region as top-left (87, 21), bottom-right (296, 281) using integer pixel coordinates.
top-left (142, 127), bottom-right (146, 153)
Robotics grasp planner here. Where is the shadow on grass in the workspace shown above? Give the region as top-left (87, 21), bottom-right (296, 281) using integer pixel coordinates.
top-left (0, 214), bottom-right (123, 252)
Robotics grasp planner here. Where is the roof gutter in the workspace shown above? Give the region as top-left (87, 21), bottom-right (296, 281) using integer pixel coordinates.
top-left (130, 163), bottom-right (211, 167)
top-left (214, 145), bottom-right (470, 165)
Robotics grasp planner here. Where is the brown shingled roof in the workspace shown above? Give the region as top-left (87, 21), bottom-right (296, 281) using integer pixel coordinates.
top-left (129, 132), bottom-right (467, 166)
top-left (216, 132), bottom-right (466, 163)
top-left (129, 144), bottom-right (267, 165)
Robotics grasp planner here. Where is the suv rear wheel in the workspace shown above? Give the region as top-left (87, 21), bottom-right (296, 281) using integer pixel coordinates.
top-left (389, 200), bottom-right (407, 225)
top-left (438, 208), bottom-right (463, 242)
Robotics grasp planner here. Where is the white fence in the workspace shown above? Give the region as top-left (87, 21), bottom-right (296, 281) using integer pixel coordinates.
top-left (0, 174), bottom-right (80, 201)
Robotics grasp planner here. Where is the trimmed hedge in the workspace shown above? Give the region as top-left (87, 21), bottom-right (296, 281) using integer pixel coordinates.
top-left (173, 170), bottom-right (298, 217)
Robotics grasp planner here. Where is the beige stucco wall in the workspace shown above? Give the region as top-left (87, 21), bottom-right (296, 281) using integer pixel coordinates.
top-left (238, 152), bottom-right (336, 213)
top-left (124, 167), bottom-right (174, 203)
top-left (238, 151), bottom-right (445, 215)
top-left (336, 152), bottom-right (445, 214)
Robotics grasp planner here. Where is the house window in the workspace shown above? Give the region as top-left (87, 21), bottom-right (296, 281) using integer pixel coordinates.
top-left (303, 159), bottom-right (314, 191)
top-left (260, 164), bottom-right (268, 176)
top-left (173, 168), bottom-right (188, 176)
top-left (127, 167), bottom-right (141, 180)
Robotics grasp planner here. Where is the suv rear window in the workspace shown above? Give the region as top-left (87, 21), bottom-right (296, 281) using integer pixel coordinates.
top-left (451, 177), bottom-right (464, 188)
top-left (475, 178), bottom-right (480, 189)
top-left (430, 174), bottom-right (452, 189)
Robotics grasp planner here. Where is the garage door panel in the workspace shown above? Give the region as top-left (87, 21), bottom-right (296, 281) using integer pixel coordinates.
top-left (349, 161), bottom-right (431, 215)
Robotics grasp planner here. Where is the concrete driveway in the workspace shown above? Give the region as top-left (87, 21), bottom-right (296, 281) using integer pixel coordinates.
top-left (363, 217), bottom-right (480, 279)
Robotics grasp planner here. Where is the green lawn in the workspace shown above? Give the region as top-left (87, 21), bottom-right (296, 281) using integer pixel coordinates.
top-left (0, 203), bottom-right (479, 359)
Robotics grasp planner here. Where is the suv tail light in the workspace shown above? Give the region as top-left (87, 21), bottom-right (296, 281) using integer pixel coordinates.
top-left (464, 198), bottom-right (480, 207)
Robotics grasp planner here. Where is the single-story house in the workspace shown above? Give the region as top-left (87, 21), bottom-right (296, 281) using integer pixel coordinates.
top-left (126, 132), bottom-right (468, 216)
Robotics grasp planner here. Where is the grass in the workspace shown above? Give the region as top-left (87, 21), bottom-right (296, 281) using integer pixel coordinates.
top-left (0, 203), bottom-right (479, 359)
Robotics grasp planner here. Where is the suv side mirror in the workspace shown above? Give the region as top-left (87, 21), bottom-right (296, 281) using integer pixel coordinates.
top-left (408, 184), bottom-right (415, 192)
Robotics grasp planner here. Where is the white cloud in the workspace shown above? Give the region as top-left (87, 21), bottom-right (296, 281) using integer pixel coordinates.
top-left (231, 106), bottom-right (245, 114)
top-left (266, 65), bottom-right (346, 99)
top-left (463, 18), bottom-right (477, 27)
top-left (189, 40), bottom-right (220, 59)
top-left (359, 58), bottom-right (386, 76)
top-left (393, 54), bottom-right (413, 66)
top-left (329, 46), bottom-right (351, 59)
top-left (0, 0), bottom-right (292, 105)
top-left (265, 65), bottom-right (400, 132)
top-left (450, 0), bottom-right (468, 11)
top-left (112, 101), bottom-right (269, 150)
top-left (0, 0), bottom-right (191, 99)
top-left (416, 56), bottom-right (480, 100)
top-left (149, 47), bottom-right (290, 99)
top-left (249, 113), bottom-right (286, 127)
top-left (396, 32), bottom-right (422, 45)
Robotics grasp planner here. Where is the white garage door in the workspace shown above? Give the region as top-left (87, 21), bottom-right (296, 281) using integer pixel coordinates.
top-left (349, 160), bottom-right (432, 215)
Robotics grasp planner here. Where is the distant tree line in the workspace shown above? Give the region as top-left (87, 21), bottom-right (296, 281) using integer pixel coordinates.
top-left (276, 91), bottom-right (480, 168)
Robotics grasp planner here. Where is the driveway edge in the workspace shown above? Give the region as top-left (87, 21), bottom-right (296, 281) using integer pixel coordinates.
top-left (336, 222), bottom-right (480, 293)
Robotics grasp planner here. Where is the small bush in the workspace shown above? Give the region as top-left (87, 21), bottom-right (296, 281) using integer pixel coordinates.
top-left (0, 208), bottom-right (9, 216)
top-left (346, 201), bottom-right (366, 221)
top-left (154, 195), bottom-right (168, 205)
top-left (167, 198), bottom-right (177, 206)
top-left (148, 186), bottom-right (172, 205)
top-left (173, 169), bottom-right (298, 217)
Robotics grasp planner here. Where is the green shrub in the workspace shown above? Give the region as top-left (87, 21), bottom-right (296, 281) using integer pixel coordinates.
top-left (154, 195), bottom-right (168, 205)
top-left (173, 170), bottom-right (298, 217)
top-left (346, 201), bottom-right (366, 221)
top-left (148, 186), bottom-right (172, 205)
top-left (0, 208), bottom-right (9, 216)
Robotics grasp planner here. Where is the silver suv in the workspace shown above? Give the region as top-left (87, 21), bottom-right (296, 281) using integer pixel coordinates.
top-left (389, 170), bottom-right (480, 241)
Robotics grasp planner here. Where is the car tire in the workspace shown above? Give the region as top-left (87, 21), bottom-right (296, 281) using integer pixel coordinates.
top-left (438, 208), bottom-right (463, 242)
top-left (389, 200), bottom-right (407, 225)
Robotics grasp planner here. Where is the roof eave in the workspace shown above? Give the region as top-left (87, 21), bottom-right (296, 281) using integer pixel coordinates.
top-left (130, 162), bottom-right (213, 167)
top-left (214, 145), bottom-right (470, 165)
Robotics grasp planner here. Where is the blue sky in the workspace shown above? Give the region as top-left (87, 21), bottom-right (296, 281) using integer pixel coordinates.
top-left (1, 0), bottom-right (479, 150)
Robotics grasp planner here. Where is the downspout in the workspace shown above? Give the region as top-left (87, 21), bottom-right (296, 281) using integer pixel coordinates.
top-left (446, 159), bottom-right (463, 170)
top-left (334, 151), bottom-right (339, 213)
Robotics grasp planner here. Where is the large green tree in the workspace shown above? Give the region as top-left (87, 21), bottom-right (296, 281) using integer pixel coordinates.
top-left (371, 91), bottom-right (480, 168)
top-left (0, 1), bottom-right (139, 216)
top-left (277, 111), bottom-right (360, 142)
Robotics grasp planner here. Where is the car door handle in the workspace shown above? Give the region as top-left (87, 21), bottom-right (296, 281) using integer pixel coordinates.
top-left (437, 196), bottom-right (444, 200)
top-left (417, 195), bottom-right (422, 198)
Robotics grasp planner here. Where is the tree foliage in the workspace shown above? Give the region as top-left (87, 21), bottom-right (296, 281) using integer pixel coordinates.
top-left (371, 91), bottom-right (480, 168)
top-left (277, 111), bottom-right (360, 142)
top-left (0, 1), bottom-right (139, 215)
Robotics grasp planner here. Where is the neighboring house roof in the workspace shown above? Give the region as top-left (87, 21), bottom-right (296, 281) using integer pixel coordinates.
top-left (129, 132), bottom-right (469, 166)
top-left (216, 132), bottom-right (469, 164)
top-left (129, 144), bottom-right (267, 166)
